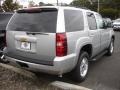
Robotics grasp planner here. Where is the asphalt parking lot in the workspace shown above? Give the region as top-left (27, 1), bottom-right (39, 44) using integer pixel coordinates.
top-left (80, 31), bottom-right (120, 90)
top-left (0, 31), bottom-right (120, 90)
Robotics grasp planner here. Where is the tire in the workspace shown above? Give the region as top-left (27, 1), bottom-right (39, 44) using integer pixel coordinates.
top-left (0, 42), bottom-right (4, 57)
top-left (72, 51), bottom-right (89, 82)
top-left (106, 39), bottom-right (114, 56)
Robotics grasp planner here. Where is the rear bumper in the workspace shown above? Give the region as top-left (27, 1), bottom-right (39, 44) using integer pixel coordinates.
top-left (5, 54), bottom-right (76, 75)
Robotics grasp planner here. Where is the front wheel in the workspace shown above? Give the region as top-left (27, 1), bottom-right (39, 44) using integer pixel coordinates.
top-left (106, 39), bottom-right (114, 56)
top-left (72, 51), bottom-right (89, 82)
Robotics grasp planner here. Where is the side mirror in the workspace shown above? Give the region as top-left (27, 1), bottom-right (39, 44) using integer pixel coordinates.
top-left (103, 21), bottom-right (108, 29)
top-left (108, 22), bottom-right (114, 28)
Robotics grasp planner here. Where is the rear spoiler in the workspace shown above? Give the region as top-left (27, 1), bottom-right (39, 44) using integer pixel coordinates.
top-left (17, 8), bottom-right (57, 13)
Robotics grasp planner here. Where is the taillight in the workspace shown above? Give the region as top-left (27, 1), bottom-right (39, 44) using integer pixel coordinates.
top-left (56, 33), bottom-right (67, 57)
top-left (4, 31), bottom-right (6, 47)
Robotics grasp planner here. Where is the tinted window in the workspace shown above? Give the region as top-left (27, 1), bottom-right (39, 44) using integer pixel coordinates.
top-left (7, 9), bottom-right (58, 33)
top-left (64, 10), bottom-right (84, 32)
top-left (96, 14), bottom-right (104, 29)
top-left (87, 12), bottom-right (97, 30)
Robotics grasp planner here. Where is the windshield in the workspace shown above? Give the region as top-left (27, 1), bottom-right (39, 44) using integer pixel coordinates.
top-left (7, 9), bottom-right (58, 33)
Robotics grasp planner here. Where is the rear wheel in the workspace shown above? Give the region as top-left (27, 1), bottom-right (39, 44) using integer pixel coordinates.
top-left (72, 51), bottom-right (89, 82)
top-left (106, 39), bottom-right (114, 56)
top-left (0, 42), bottom-right (4, 57)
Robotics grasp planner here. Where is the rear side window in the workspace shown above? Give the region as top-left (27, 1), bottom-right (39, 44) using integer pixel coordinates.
top-left (96, 14), bottom-right (104, 29)
top-left (87, 12), bottom-right (97, 30)
top-left (7, 8), bottom-right (58, 33)
top-left (64, 10), bottom-right (84, 32)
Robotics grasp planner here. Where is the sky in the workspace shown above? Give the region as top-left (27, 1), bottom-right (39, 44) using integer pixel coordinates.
top-left (18, 0), bottom-right (73, 7)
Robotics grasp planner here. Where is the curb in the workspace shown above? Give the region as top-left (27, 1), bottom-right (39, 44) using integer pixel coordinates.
top-left (0, 63), bottom-right (92, 90)
top-left (50, 81), bottom-right (92, 90)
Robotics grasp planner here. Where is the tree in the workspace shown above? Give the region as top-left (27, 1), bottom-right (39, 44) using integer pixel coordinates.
top-left (39, 2), bottom-right (54, 6)
top-left (99, 0), bottom-right (120, 19)
top-left (70, 0), bottom-right (90, 7)
top-left (39, 2), bottom-right (45, 6)
top-left (2, 0), bottom-right (20, 12)
top-left (0, 0), bottom-right (3, 12)
top-left (100, 8), bottom-right (119, 19)
top-left (70, 0), bottom-right (120, 19)
top-left (28, 1), bottom-right (36, 7)
top-left (70, 0), bottom-right (96, 10)
top-left (45, 3), bottom-right (54, 6)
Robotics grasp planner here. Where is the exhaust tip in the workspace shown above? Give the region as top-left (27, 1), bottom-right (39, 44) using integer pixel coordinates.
top-left (1, 55), bottom-right (5, 60)
top-left (0, 55), bottom-right (9, 64)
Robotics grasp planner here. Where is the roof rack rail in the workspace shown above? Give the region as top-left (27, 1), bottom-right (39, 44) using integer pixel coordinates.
top-left (75, 6), bottom-right (91, 10)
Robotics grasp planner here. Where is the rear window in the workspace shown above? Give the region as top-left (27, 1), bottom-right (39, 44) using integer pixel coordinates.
top-left (64, 10), bottom-right (84, 32)
top-left (7, 8), bottom-right (58, 33)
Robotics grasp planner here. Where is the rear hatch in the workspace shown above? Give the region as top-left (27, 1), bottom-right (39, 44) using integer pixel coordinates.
top-left (6, 8), bottom-right (58, 66)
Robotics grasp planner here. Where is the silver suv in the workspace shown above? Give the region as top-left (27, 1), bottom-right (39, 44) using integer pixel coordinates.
top-left (4, 6), bottom-right (115, 82)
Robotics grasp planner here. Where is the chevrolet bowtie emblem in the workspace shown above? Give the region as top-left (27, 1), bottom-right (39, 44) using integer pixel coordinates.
top-left (20, 38), bottom-right (27, 42)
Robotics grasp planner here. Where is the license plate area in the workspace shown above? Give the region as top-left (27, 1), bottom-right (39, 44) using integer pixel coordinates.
top-left (21, 42), bottom-right (31, 50)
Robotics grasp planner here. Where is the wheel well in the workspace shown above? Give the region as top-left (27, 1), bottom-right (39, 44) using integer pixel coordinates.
top-left (81, 44), bottom-right (92, 57)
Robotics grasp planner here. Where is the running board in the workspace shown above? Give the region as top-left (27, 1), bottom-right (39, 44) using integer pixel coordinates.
top-left (91, 50), bottom-right (107, 61)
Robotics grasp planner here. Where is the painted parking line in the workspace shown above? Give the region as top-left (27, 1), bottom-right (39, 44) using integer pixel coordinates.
top-left (50, 81), bottom-right (92, 90)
